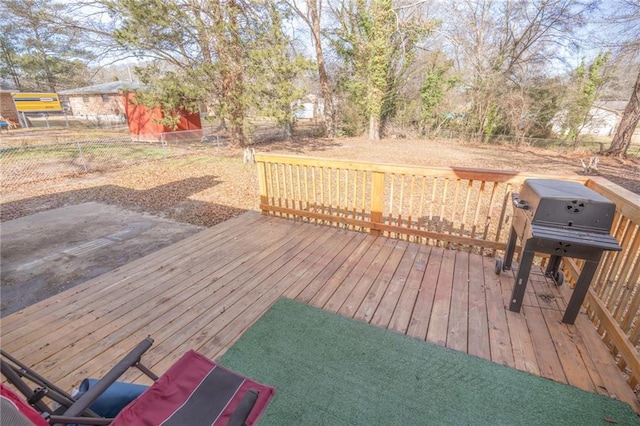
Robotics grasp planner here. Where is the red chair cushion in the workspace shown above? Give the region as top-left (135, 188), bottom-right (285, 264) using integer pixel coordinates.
top-left (111, 350), bottom-right (274, 426)
top-left (1, 383), bottom-right (50, 426)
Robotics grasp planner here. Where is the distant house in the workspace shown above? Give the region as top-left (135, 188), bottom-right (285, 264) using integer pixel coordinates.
top-left (593, 101), bottom-right (640, 143)
top-left (59, 82), bottom-right (202, 140)
top-left (579, 103), bottom-right (623, 137)
top-left (551, 101), bottom-right (625, 137)
top-left (294, 94), bottom-right (323, 120)
top-left (58, 81), bottom-right (141, 123)
top-left (0, 81), bottom-right (20, 126)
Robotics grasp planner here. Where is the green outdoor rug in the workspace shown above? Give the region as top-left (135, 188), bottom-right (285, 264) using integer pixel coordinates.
top-left (219, 298), bottom-right (640, 425)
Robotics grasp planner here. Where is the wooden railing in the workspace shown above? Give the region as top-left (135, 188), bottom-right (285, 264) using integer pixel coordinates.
top-left (582, 178), bottom-right (640, 391)
top-left (256, 154), bottom-right (586, 253)
top-left (256, 153), bottom-right (640, 394)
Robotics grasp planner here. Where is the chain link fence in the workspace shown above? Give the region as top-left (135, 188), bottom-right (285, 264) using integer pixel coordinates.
top-left (0, 136), bottom-right (197, 191)
top-left (9, 123), bottom-right (625, 193)
top-left (423, 129), bottom-right (640, 158)
top-left (0, 122), bottom-right (326, 192)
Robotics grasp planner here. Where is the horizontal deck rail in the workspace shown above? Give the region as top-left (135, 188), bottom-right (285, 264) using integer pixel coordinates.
top-left (256, 153), bottom-right (640, 397)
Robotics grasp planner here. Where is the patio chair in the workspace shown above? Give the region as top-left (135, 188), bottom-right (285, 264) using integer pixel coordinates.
top-left (0, 337), bottom-right (274, 426)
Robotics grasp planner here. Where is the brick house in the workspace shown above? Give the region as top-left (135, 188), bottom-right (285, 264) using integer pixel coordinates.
top-left (0, 81), bottom-right (20, 126)
top-left (59, 81), bottom-right (202, 140)
top-left (58, 81), bottom-right (140, 123)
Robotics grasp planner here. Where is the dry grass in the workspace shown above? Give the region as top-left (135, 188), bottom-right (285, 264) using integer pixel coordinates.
top-left (1, 136), bottom-right (639, 227)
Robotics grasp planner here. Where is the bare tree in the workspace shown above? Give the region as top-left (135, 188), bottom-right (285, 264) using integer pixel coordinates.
top-left (439, 0), bottom-right (597, 137)
top-left (287, 0), bottom-right (336, 137)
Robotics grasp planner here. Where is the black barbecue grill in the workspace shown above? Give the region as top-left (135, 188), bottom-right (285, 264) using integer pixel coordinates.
top-left (495, 179), bottom-right (621, 324)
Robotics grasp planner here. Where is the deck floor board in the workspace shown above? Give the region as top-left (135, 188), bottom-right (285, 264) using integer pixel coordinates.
top-left (2, 212), bottom-right (638, 412)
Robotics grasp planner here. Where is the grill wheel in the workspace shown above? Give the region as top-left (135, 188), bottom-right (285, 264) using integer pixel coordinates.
top-left (549, 270), bottom-right (564, 286)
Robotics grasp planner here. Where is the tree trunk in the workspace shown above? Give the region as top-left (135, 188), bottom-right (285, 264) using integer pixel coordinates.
top-left (219, 68), bottom-right (245, 146)
top-left (604, 68), bottom-right (640, 158)
top-left (229, 115), bottom-right (245, 146)
top-left (368, 115), bottom-right (380, 140)
top-left (308, 1), bottom-right (335, 138)
top-left (284, 121), bottom-right (292, 140)
top-left (42, 53), bottom-right (56, 92)
top-left (218, 0), bottom-right (245, 147)
top-left (33, 29), bottom-right (56, 92)
top-left (226, 68), bottom-right (245, 147)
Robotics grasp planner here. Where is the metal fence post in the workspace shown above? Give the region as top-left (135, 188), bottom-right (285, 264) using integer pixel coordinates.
top-left (76, 141), bottom-right (88, 172)
top-left (160, 134), bottom-right (167, 158)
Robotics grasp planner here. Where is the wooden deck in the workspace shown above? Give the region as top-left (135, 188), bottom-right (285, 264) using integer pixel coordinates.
top-left (1, 211), bottom-right (638, 412)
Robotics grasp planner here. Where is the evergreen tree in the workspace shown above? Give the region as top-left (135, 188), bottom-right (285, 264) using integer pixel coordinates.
top-left (132, 65), bottom-right (201, 129)
top-left (249, 6), bottom-right (313, 139)
top-left (106, 0), bottom-right (307, 147)
top-left (0, 0), bottom-right (93, 91)
top-left (0, 34), bottom-right (22, 89)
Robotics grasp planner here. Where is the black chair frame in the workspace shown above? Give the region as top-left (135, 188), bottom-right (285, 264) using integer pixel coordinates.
top-left (1, 337), bottom-right (159, 426)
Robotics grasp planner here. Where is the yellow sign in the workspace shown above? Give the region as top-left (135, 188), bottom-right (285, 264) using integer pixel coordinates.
top-left (12, 93), bottom-right (63, 112)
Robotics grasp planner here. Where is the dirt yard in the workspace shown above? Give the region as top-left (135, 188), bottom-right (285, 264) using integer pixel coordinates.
top-left (2, 136), bottom-right (638, 228)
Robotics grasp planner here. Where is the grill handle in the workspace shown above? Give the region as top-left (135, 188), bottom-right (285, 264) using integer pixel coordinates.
top-left (512, 192), bottom-right (529, 210)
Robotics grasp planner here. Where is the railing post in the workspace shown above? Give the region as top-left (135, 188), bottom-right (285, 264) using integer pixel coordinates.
top-left (257, 160), bottom-right (270, 216)
top-left (370, 170), bottom-right (385, 235)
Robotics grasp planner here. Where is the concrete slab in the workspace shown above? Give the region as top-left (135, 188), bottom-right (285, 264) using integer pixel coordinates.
top-left (0, 202), bottom-right (203, 317)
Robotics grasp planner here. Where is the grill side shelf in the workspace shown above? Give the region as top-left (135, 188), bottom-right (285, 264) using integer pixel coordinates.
top-left (529, 224), bottom-right (622, 252)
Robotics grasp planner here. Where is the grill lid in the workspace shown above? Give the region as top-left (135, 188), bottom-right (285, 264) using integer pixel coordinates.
top-left (516, 179), bottom-right (616, 234)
